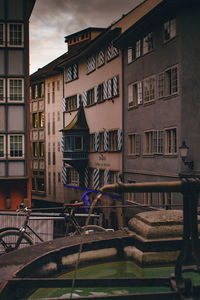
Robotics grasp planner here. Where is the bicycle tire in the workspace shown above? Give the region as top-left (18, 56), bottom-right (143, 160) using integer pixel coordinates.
top-left (73, 225), bottom-right (108, 236)
top-left (0, 229), bottom-right (34, 255)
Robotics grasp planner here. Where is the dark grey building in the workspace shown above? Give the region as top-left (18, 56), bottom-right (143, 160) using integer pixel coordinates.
top-left (0, 0), bottom-right (35, 209)
top-left (115, 0), bottom-right (200, 209)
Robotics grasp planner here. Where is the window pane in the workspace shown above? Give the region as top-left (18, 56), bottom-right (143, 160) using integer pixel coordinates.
top-left (9, 79), bottom-right (23, 101)
top-left (9, 24), bottom-right (23, 45)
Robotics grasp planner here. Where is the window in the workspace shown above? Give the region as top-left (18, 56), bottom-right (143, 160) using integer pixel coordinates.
top-left (87, 56), bottom-right (96, 74)
top-left (97, 49), bottom-right (105, 67)
top-left (99, 169), bottom-right (104, 188)
top-left (52, 112), bottom-right (55, 135)
top-left (89, 134), bottom-right (95, 152)
top-left (164, 18), bottom-right (176, 42)
top-left (128, 81), bottom-right (142, 107)
top-left (143, 32), bottom-right (154, 54)
top-left (99, 132), bottom-right (104, 152)
top-left (37, 178), bottom-right (45, 192)
top-left (153, 131), bottom-right (164, 154)
top-left (8, 23), bottom-right (23, 46)
top-left (127, 40), bottom-right (141, 63)
top-left (87, 88), bottom-right (94, 106)
top-left (103, 75), bottom-right (119, 101)
top-left (0, 135), bottom-right (5, 158)
top-left (8, 79), bottom-right (24, 102)
top-left (53, 172), bottom-right (56, 196)
top-left (9, 135), bottom-right (24, 157)
top-left (48, 113), bottom-right (50, 135)
top-left (158, 66), bottom-right (178, 98)
top-left (57, 80), bottom-right (60, 91)
top-left (32, 113), bottom-right (38, 128)
top-left (143, 76), bottom-right (156, 102)
top-left (39, 112), bottom-right (44, 128)
top-left (69, 168), bottom-right (79, 186)
top-left (0, 79), bottom-right (5, 101)
top-left (108, 130), bottom-right (118, 151)
top-left (144, 130), bottom-right (164, 155)
top-left (52, 82), bottom-right (55, 103)
top-left (0, 23), bottom-right (5, 46)
top-left (33, 142), bottom-right (38, 157)
top-left (48, 172), bottom-right (51, 194)
top-left (97, 83), bottom-right (104, 102)
top-left (48, 143), bottom-right (51, 165)
top-left (58, 172), bottom-right (61, 183)
top-left (57, 142), bottom-right (60, 152)
top-left (143, 193), bottom-right (153, 206)
top-left (47, 83), bottom-right (50, 104)
top-left (39, 142), bottom-right (45, 157)
top-left (53, 142), bottom-right (55, 164)
top-left (74, 136), bottom-right (83, 151)
top-left (66, 63), bottom-right (78, 82)
top-left (64, 136), bottom-right (71, 151)
top-left (65, 95), bottom-right (77, 112)
top-left (107, 43), bottom-right (119, 61)
top-left (128, 134), bottom-right (140, 155)
top-left (31, 82), bottom-right (44, 99)
top-left (57, 111), bottom-right (60, 122)
top-left (144, 131), bottom-right (153, 154)
top-left (165, 128), bottom-right (177, 154)
top-left (159, 192), bottom-right (172, 209)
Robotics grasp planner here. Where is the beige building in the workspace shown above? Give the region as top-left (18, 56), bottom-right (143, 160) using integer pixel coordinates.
top-left (30, 58), bottom-right (65, 204)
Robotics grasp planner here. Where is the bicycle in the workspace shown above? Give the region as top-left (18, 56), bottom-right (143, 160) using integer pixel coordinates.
top-left (0, 197), bottom-right (107, 255)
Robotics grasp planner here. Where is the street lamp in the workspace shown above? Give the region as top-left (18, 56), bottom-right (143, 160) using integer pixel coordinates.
top-left (179, 141), bottom-right (194, 170)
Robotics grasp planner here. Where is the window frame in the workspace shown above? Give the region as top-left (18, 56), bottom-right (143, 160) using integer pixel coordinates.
top-left (143, 32), bottom-right (154, 55)
top-left (8, 134), bottom-right (24, 159)
top-left (164, 18), bottom-right (176, 43)
top-left (128, 133), bottom-right (141, 156)
top-left (7, 23), bottom-right (24, 47)
top-left (164, 127), bottom-right (177, 155)
top-left (0, 135), bottom-right (5, 158)
top-left (143, 75), bottom-right (156, 103)
top-left (65, 94), bottom-right (78, 112)
top-left (158, 65), bottom-right (178, 98)
top-left (0, 23), bottom-right (5, 47)
top-left (0, 78), bottom-right (5, 102)
top-left (128, 81), bottom-right (143, 108)
top-left (74, 136), bottom-right (83, 151)
top-left (8, 78), bottom-right (24, 103)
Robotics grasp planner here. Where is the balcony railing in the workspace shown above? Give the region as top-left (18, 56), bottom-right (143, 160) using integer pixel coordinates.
top-left (63, 151), bottom-right (88, 160)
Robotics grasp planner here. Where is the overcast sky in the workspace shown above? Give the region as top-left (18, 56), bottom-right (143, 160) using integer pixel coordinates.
top-left (29, 0), bottom-right (143, 74)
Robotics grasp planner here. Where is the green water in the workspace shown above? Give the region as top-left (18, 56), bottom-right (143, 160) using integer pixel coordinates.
top-left (29, 261), bottom-right (200, 299)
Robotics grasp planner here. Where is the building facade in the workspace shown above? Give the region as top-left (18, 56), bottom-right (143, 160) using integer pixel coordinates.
top-left (115, 0), bottom-right (200, 209)
top-left (30, 57), bottom-right (65, 204)
top-left (0, 0), bottom-right (35, 209)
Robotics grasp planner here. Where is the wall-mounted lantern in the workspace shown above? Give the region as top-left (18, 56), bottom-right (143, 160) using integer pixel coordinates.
top-left (179, 141), bottom-right (194, 170)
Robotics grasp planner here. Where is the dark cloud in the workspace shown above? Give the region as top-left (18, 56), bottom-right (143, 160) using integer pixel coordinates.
top-left (30, 0), bottom-right (143, 73)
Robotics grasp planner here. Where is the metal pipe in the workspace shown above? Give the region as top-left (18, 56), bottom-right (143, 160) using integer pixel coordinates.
top-left (100, 181), bottom-right (183, 194)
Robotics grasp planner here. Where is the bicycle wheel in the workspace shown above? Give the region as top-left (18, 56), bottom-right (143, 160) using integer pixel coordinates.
top-left (73, 225), bottom-right (108, 236)
top-left (0, 229), bottom-right (33, 255)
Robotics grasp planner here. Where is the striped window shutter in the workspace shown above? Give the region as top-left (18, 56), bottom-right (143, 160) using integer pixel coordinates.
top-left (117, 129), bottom-right (123, 151)
top-left (113, 45), bottom-right (119, 57)
top-left (94, 169), bottom-right (100, 190)
top-left (73, 64), bottom-right (78, 79)
top-left (97, 49), bottom-right (105, 67)
top-left (61, 136), bottom-right (65, 152)
top-left (104, 131), bottom-right (108, 151)
top-left (94, 86), bottom-right (98, 103)
top-left (66, 66), bottom-right (72, 82)
top-left (82, 91), bottom-right (87, 107)
top-left (113, 75), bottom-right (119, 97)
top-left (77, 94), bottom-right (81, 108)
top-left (107, 44), bottom-right (112, 61)
top-left (128, 47), bottom-right (133, 63)
top-left (107, 79), bottom-right (112, 99)
top-left (94, 132), bottom-right (99, 152)
top-left (103, 81), bottom-right (108, 100)
top-left (104, 169), bottom-right (110, 186)
top-left (62, 166), bottom-right (68, 185)
top-left (84, 167), bottom-right (89, 188)
top-left (62, 98), bottom-right (66, 112)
